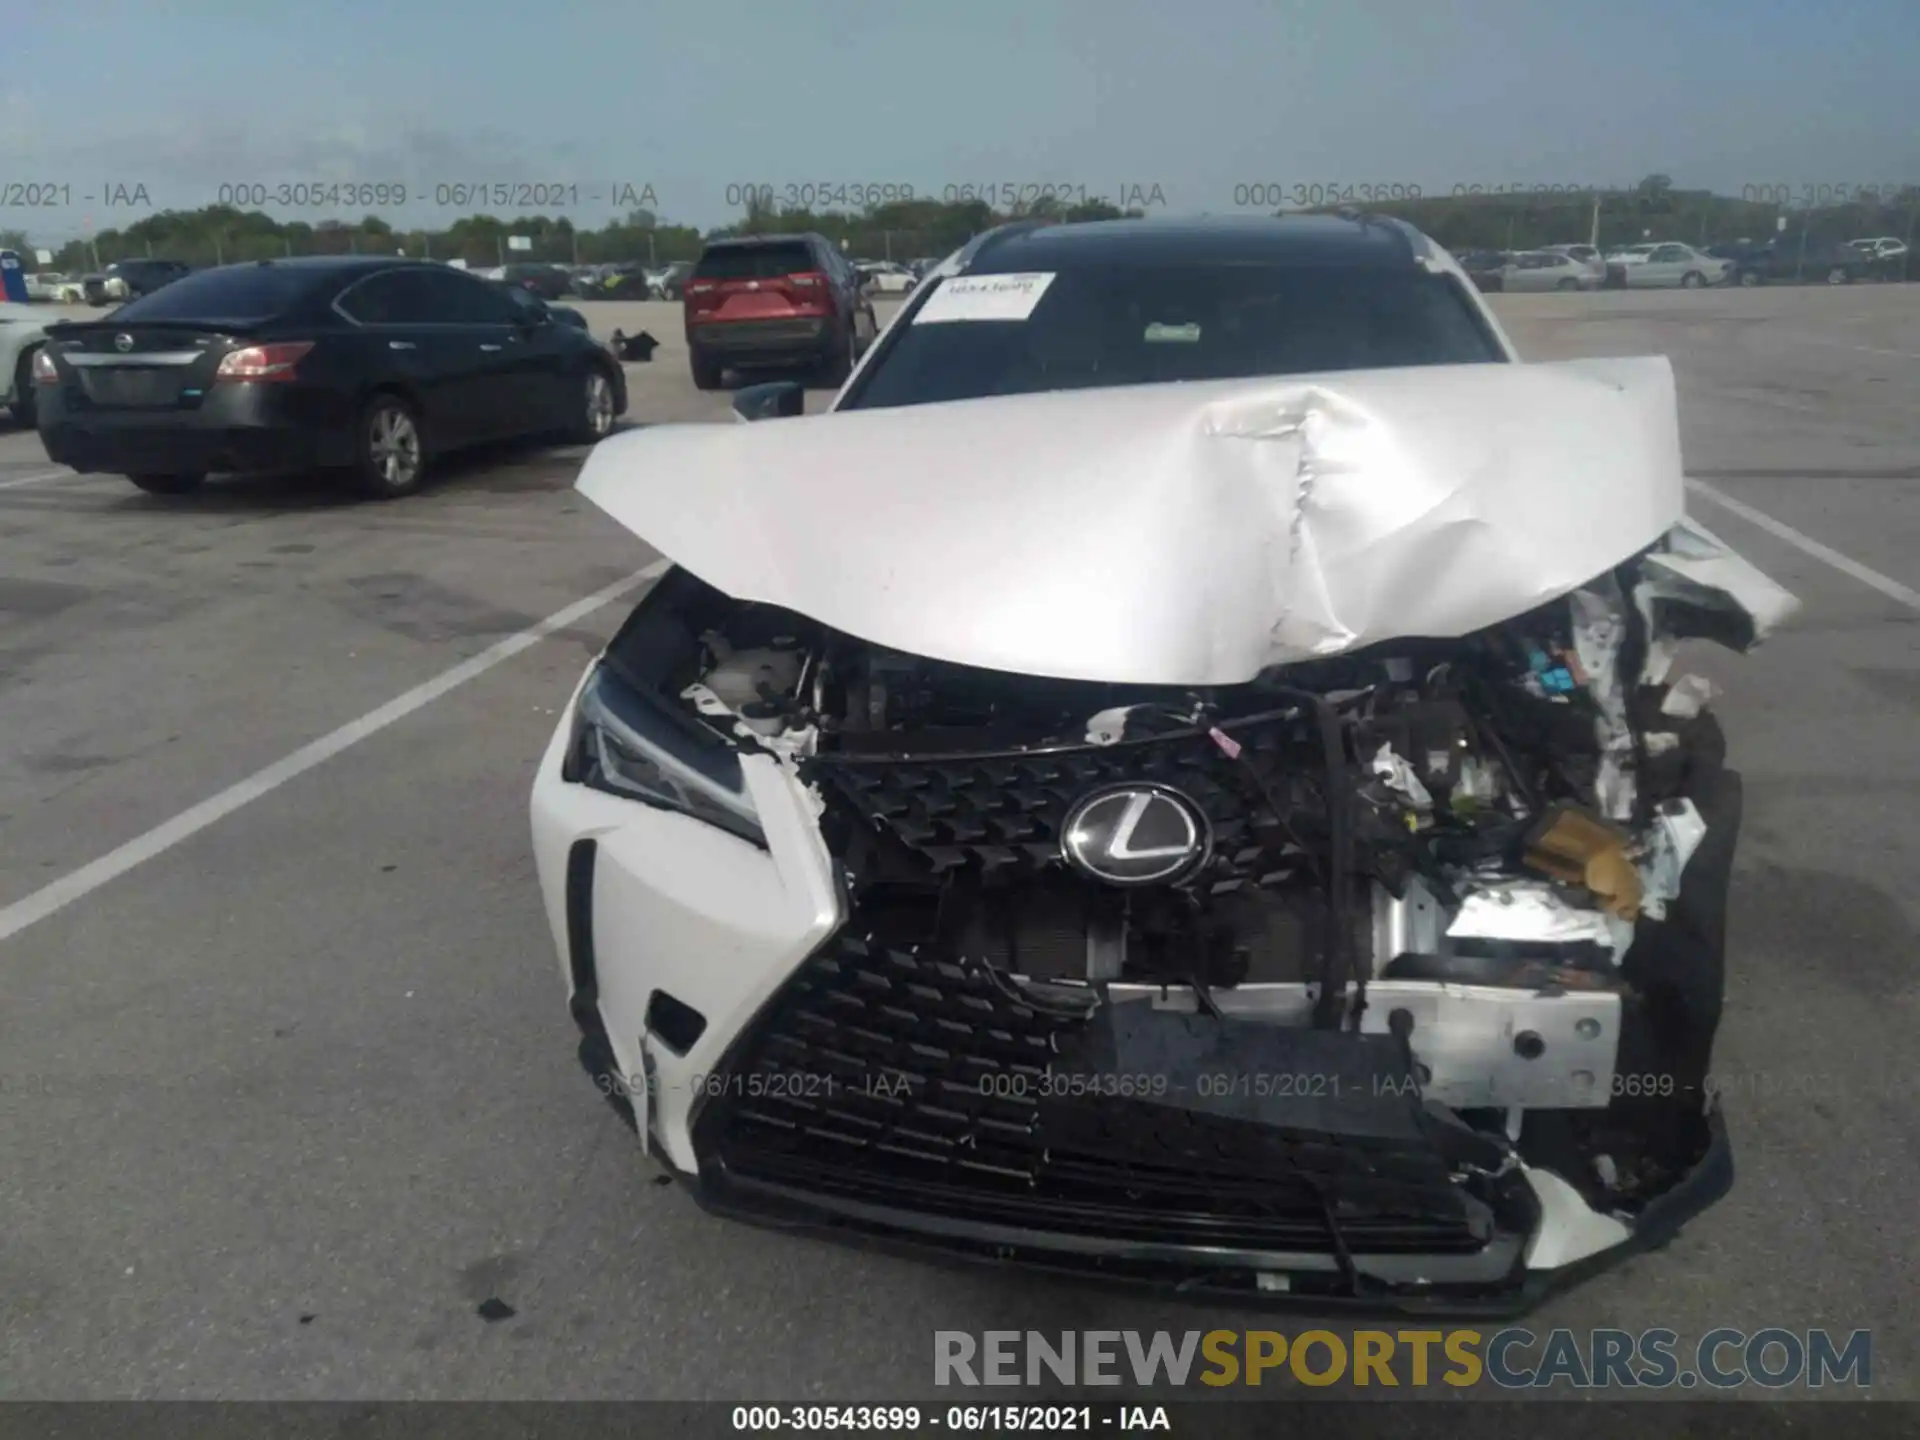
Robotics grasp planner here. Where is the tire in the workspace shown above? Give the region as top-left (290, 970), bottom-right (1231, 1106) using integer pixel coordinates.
top-left (1680, 271), bottom-right (1704, 289)
top-left (1737, 269), bottom-right (1759, 287)
top-left (9, 349), bottom-right (38, 427)
top-left (571, 366), bottom-right (618, 443)
top-left (350, 392), bottom-right (426, 499)
top-left (127, 473), bottom-right (206, 495)
top-left (689, 347), bottom-right (724, 391)
top-left (1555, 277), bottom-right (1578, 291)
top-left (1826, 267), bottom-right (1849, 285)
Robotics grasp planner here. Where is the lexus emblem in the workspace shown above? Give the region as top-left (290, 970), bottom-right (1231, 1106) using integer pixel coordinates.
top-left (1061, 784), bottom-right (1209, 886)
top-left (113, 333), bottom-right (134, 352)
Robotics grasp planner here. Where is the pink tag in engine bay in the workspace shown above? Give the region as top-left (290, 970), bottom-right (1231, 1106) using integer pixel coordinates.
top-left (1208, 727), bottom-right (1242, 760)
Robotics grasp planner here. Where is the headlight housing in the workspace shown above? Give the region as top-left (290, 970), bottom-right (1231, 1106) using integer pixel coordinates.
top-left (562, 662), bottom-right (765, 847)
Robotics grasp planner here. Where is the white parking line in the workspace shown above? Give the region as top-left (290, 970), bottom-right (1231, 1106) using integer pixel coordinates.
top-left (0, 468), bottom-right (77, 490)
top-left (1687, 478), bottom-right (1920, 612)
top-left (0, 558), bottom-right (670, 946)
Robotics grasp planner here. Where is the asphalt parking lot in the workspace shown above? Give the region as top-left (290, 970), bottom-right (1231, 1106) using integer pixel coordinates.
top-left (2, 287), bottom-right (1917, 1402)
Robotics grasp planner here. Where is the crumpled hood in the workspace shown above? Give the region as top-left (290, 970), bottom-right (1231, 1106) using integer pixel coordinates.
top-left (577, 358), bottom-right (1690, 685)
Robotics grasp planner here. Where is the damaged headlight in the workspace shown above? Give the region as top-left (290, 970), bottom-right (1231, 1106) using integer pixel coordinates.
top-left (562, 663), bottom-right (765, 847)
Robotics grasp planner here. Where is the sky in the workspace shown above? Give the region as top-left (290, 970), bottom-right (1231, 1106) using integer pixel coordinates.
top-left (4, 0), bottom-right (1918, 244)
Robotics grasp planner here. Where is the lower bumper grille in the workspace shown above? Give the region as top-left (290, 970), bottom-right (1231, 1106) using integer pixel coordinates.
top-left (695, 930), bottom-right (1501, 1256)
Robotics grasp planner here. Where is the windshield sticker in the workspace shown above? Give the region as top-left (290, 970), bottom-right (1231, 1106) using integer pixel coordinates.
top-left (1144, 322), bottom-right (1201, 343)
top-left (912, 272), bottom-right (1056, 324)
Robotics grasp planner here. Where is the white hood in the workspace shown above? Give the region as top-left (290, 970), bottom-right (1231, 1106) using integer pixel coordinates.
top-left (577, 359), bottom-right (1689, 685)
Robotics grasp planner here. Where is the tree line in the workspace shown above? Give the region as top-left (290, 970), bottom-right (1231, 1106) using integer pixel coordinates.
top-left (4, 174), bottom-right (1915, 274)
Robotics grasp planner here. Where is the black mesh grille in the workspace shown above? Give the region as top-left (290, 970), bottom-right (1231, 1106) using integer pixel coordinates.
top-left (806, 709), bottom-right (1321, 891)
top-left (697, 931), bottom-right (1495, 1255)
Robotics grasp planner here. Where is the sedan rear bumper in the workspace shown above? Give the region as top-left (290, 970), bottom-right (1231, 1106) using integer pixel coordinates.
top-left (36, 384), bottom-right (356, 476)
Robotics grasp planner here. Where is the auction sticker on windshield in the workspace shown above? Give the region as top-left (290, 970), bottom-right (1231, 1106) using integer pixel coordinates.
top-left (913, 272), bottom-right (1056, 324)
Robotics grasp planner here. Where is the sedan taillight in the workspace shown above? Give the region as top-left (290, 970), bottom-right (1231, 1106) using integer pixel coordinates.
top-left (215, 341), bottom-right (314, 383)
top-left (31, 348), bottom-right (59, 384)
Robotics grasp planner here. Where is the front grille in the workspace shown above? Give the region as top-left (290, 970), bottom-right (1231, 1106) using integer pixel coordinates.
top-left (807, 709), bottom-right (1322, 892)
top-left (696, 930), bottom-right (1496, 1255)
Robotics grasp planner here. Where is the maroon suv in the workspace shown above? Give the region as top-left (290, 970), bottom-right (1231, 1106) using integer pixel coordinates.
top-left (683, 233), bottom-right (877, 390)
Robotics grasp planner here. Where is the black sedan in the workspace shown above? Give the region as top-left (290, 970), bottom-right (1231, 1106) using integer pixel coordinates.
top-left (493, 278), bottom-right (592, 332)
top-left (1451, 249), bottom-right (1508, 292)
top-left (83, 257), bottom-right (193, 306)
top-left (1707, 240), bottom-right (1881, 287)
top-left (500, 262), bottom-right (574, 301)
top-left (33, 256), bottom-right (626, 499)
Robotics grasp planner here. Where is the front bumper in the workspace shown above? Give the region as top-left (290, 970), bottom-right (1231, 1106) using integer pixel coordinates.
top-left (529, 679), bottom-right (1736, 1316)
top-left (666, 1107), bottom-right (1730, 1316)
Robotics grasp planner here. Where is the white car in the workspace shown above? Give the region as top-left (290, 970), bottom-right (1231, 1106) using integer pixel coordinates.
top-left (0, 300), bottom-right (65, 424)
top-left (1847, 237), bottom-right (1909, 275)
top-left (856, 261), bottom-right (918, 294)
top-left (24, 271), bottom-right (86, 303)
top-left (1502, 249), bottom-right (1602, 291)
top-left (1542, 243), bottom-right (1607, 285)
top-left (1615, 243), bottom-right (1730, 289)
top-left (530, 214), bottom-right (1795, 1315)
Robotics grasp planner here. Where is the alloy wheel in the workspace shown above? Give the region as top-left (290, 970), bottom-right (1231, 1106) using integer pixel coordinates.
top-left (585, 372), bottom-right (615, 438)
top-left (369, 405), bottom-right (421, 489)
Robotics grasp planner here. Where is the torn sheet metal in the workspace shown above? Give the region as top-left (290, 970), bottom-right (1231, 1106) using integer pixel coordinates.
top-left (1636, 798), bottom-right (1707, 921)
top-left (1628, 515), bottom-right (1801, 688)
top-left (575, 358), bottom-right (1686, 685)
top-left (1661, 674), bottom-right (1717, 719)
top-left (1569, 576), bottom-right (1638, 822)
top-left (1640, 516), bottom-right (1801, 648)
top-left (1447, 881), bottom-right (1635, 964)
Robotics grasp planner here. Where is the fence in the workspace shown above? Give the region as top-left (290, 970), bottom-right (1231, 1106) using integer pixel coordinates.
top-left (38, 226), bottom-right (961, 275)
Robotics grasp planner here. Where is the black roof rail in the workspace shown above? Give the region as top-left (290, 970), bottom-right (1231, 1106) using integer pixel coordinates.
top-left (955, 219), bottom-right (1051, 270)
top-left (1323, 207), bottom-right (1430, 263)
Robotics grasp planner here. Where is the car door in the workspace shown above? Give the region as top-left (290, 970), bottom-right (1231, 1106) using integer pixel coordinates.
top-left (409, 267), bottom-right (534, 441)
top-left (337, 268), bottom-right (497, 449)
top-left (1504, 253), bottom-right (1543, 292)
top-left (1637, 245), bottom-right (1685, 287)
top-left (493, 283), bottom-right (581, 433)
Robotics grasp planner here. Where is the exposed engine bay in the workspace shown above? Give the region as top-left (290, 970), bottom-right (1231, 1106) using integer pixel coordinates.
top-left (583, 517), bottom-right (1791, 1251)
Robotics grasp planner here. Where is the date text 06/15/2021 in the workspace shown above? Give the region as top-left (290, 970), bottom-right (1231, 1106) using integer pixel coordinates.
top-left (207, 181), bottom-right (659, 211)
top-left (600, 1067), bottom-right (1720, 1105)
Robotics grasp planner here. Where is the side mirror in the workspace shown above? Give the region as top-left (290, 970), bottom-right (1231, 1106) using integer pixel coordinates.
top-left (733, 381), bottom-right (804, 422)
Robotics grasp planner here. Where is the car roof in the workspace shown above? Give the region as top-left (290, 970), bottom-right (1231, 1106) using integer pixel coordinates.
top-left (701, 233), bottom-right (820, 250)
top-left (198, 256), bottom-right (443, 277)
top-left (966, 214), bottom-right (1426, 274)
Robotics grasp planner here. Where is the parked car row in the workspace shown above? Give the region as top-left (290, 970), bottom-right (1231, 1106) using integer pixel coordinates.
top-left (1452, 234), bottom-right (1909, 292)
top-left (1705, 236), bottom-right (1908, 286)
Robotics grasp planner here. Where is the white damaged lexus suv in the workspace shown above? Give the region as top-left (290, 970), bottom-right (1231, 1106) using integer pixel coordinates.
top-left (529, 215), bottom-right (1797, 1314)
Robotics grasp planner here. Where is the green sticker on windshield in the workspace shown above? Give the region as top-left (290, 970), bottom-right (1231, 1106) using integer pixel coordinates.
top-left (1144, 322), bottom-right (1201, 343)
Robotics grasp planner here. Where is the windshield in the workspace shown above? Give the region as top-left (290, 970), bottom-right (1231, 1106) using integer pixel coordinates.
top-left (840, 264), bottom-right (1503, 411)
top-left (105, 265), bottom-right (331, 321)
top-left (694, 242), bottom-right (814, 279)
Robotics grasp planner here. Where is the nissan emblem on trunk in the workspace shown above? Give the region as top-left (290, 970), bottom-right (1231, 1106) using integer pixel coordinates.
top-left (113, 333), bottom-right (134, 352)
top-left (1060, 783), bottom-right (1209, 885)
